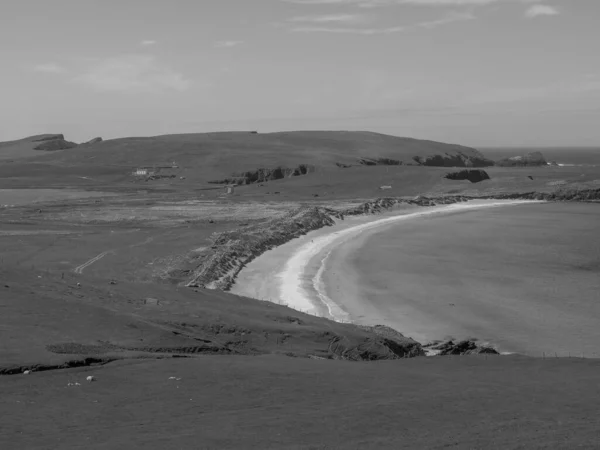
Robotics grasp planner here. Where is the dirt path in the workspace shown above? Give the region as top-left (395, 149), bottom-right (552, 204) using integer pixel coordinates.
top-left (72, 236), bottom-right (156, 274)
top-left (74, 251), bottom-right (113, 274)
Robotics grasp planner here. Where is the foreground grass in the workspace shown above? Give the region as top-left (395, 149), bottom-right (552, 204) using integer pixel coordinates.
top-left (2, 354), bottom-right (599, 449)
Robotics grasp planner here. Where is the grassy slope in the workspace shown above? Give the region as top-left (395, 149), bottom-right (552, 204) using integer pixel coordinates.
top-left (0, 268), bottom-right (420, 370)
top-left (2, 355), bottom-right (599, 449)
top-left (0, 131), bottom-right (483, 187)
top-left (29, 131), bottom-right (483, 169)
top-left (0, 134), bottom-right (66, 161)
top-left (2, 131), bottom-right (598, 200)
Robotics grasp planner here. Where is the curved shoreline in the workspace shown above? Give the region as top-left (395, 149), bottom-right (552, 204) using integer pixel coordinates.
top-left (231, 200), bottom-right (544, 329)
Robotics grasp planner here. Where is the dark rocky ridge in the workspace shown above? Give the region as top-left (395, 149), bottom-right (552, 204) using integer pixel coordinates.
top-left (425, 340), bottom-right (500, 356)
top-left (33, 134), bottom-right (78, 151)
top-left (358, 157), bottom-right (402, 166)
top-left (83, 137), bottom-right (103, 145)
top-left (445, 169), bottom-right (491, 183)
top-left (208, 164), bottom-right (316, 185)
top-left (33, 134), bottom-right (66, 142)
top-left (414, 151), bottom-right (495, 168)
top-left (487, 188), bottom-right (600, 202)
top-left (495, 151), bottom-right (547, 167)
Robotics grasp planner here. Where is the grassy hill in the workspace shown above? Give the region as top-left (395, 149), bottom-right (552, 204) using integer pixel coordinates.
top-left (29, 131), bottom-right (487, 167)
top-left (0, 130), bottom-right (500, 194)
top-left (0, 134), bottom-right (70, 161)
top-left (0, 268), bottom-right (424, 372)
top-left (10, 130), bottom-right (487, 181)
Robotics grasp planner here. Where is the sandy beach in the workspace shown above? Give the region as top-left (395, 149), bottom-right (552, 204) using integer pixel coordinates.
top-left (233, 199), bottom-right (600, 356)
top-left (231, 200), bottom-right (543, 324)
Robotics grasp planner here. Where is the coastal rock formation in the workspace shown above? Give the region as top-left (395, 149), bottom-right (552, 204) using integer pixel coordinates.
top-left (84, 137), bottom-right (103, 145)
top-left (33, 134), bottom-right (78, 151)
top-left (33, 134), bottom-right (66, 142)
top-left (186, 206), bottom-right (340, 290)
top-left (209, 164), bottom-right (316, 185)
top-left (489, 188), bottom-right (600, 202)
top-left (329, 331), bottom-right (424, 361)
top-left (413, 151), bottom-right (495, 168)
top-left (358, 157), bottom-right (401, 166)
top-left (426, 340), bottom-right (499, 356)
top-left (444, 169), bottom-right (491, 183)
top-left (495, 151), bottom-right (547, 167)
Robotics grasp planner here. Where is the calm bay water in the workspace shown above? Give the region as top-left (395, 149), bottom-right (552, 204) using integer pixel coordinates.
top-left (481, 147), bottom-right (600, 166)
top-left (324, 203), bottom-right (600, 356)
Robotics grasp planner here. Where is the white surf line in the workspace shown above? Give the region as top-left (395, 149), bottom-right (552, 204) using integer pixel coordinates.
top-left (74, 251), bottom-right (113, 274)
top-left (277, 200), bottom-right (545, 321)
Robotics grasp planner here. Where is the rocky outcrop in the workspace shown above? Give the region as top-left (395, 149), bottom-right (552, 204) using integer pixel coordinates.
top-left (425, 340), bottom-right (499, 356)
top-left (358, 157), bottom-right (401, 166)
top-left (487, 188), bottom-right (600, 202)
top-left (83, 137), bottom-right (103, 145)
top-left (0, 357), bottom-right (117, 375)
top-left (33, 134), bottom-right (66, 142)
top-left (495, 151), bottom-right (547, 167)
top-left (445, 169), bottom-right (491, 183)
top-left (33, 134), bottom-right (78, 151)
top-left (209, 164), bottom-right (316, 185)
top-left (329, 332), bottom-right (424, 361)
top-left (413, 151), bottom-right (495, 168)
top-left (186, 207), bottom-right (339, 290)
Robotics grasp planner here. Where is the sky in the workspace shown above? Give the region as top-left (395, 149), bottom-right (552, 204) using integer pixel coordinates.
top-left (1, 0), bottom-right (599, 147)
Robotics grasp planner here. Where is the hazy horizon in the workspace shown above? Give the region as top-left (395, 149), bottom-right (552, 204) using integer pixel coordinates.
top-left (2, 0), bottom-right (599, 147)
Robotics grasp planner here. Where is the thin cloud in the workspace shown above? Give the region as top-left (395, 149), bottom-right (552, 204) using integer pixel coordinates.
top-left (214, 40), bottom-right (244, 48)
top-left (524, 4), bottom-right (559, 18)
top-left (141, 40), bottom-right (157, 46)
top-left (74, 55), bottom-right (191, 93)
top-left (288, 14), bottom-right (365, 23)
top-left (290, 11), bottom-right (474, 34)
top-left (33, 63), bottom-right (67, 74)
top-left (283, 0), bottom-right (546, 7)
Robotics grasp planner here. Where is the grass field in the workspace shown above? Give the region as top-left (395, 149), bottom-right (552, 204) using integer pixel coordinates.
top-left (3, 355), bottom-right (600, 449)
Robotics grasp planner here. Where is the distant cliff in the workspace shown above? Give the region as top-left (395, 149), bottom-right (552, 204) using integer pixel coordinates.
top-left (414, 151), bottom-right (495, 168)
top-left (32, 134), bottom-right (78, 151)
top-left (495, 151), bottom-right (547, 167)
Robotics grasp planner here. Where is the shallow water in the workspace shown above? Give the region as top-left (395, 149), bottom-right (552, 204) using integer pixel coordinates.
top-left (482, 147), bottom-right (600, 166)
top-left (323, 203), bottom-right (600, 357)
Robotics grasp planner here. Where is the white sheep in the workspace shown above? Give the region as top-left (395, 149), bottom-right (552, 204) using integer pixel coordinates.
top-left (86, 376), bottom-right (95, 382)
